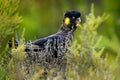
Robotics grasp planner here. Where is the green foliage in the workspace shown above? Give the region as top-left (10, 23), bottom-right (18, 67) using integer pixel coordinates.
top-left (66, 4), bottom-right (110, 80)
top-left (0, 0), bottom-right (22, 79)
top-left (8, 30), bottom-right (26, 80)
top-left (0, 0), bottom-right (22, 64)
top-left (0, 65), bottom-right (9, 80)
top-left (0, 0), bottom-right (22, 45)
top-left (0, 0), bottom-right (120, 79)
top-left (0, 0), bottom-right (22, 61)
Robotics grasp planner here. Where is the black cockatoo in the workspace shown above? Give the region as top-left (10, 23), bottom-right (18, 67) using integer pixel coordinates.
top-left (8, 10), bottom-right (81, 79)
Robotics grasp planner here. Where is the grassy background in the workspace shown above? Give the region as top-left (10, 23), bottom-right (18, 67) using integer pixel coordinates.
top-left (0, 0), bottom-right (120, 80)
top-left (19, 0), bottom-right (120, 57)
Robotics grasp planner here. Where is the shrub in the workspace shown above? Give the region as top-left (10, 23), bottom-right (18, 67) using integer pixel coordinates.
top-left (66, 4), bottom-right (110, 80)
top-left (0, 0), bottom-right (22, 79)
top-left (0, 1), bottom-right (114, 79)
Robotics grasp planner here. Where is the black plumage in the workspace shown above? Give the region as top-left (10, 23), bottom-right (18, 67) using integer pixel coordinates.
top-left (8, 10), bottom-right (81, 79)
top-left (25, 10), bottom-right (81, 53)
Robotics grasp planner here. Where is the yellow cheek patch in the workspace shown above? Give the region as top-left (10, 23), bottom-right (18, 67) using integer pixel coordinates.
top-left (64, 17), bottom-right (70, 25)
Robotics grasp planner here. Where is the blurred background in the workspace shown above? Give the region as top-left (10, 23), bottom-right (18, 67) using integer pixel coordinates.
top-left (0, 0), bottom-right (120, 79)
top-left (18, 0), bottom-right (120, 56)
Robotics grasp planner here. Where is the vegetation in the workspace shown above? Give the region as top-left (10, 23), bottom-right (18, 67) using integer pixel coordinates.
top-left (0, 0), bottom-right (21, 79)
top-left (0, 0), bottom-right (120, 80)
top-left (66, 4), bottom-right (109, 80)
